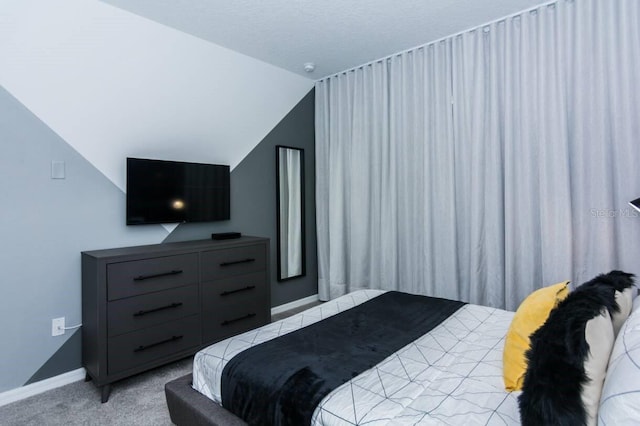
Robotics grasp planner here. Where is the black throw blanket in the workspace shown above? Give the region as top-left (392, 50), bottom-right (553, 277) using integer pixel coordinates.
top-left (221, 291), bottom-right (465, 425)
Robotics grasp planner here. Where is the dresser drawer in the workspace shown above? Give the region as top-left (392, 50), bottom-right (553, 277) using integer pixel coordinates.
top-left (210, 298), bottom-right (269, 342)
top-left (107, 253), bottom-right (198, 301)
top-left (202, 285), bottom-right (269, 343)
top-left (108, 315), bottom-right (201, 374)
top-left (107, 284), bottom-right (198, 337)
top-left (202, 272), bottom-right (268, 305)
top-left (201, 244), bottom-right (266, 280)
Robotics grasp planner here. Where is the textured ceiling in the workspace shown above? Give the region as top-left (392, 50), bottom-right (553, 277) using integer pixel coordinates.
top-left (100, 0), bottom-right (550, 79)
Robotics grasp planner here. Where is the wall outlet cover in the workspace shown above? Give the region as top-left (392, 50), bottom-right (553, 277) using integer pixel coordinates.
top-left (52, 317), bottom-right (65, 336)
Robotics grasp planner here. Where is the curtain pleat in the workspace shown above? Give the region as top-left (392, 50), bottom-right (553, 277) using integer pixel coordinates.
top-left (315, 0), bottom-right (640, 310)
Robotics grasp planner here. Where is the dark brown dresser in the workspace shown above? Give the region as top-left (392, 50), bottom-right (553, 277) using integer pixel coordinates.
top-left (81, 236), bottom-right (270, 402)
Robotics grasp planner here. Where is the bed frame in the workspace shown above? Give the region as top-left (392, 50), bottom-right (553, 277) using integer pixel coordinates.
top-left (165, 373), bottom-right (246, 426)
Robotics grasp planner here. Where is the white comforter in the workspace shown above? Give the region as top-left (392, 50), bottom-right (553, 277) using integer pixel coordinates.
top-left (193, 290), bottom-right (520, 425)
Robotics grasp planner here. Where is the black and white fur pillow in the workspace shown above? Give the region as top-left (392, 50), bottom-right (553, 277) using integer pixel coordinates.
top-left (518, 271), bottom-right (635, 426)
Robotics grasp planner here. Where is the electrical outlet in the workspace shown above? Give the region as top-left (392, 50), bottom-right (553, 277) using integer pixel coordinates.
top-left (52, 317), bottom-right (65, 336)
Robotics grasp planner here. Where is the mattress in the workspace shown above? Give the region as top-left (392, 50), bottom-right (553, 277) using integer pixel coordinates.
top-left (193, 290), bottom-right (519, 425)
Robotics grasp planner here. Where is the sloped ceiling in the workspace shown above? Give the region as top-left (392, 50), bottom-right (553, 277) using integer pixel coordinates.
top-left (101, 0), bottom-right (551, 78)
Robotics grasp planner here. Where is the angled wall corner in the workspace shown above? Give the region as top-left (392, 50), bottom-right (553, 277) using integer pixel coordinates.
top-left (24, 329), bottom-right (82, 385)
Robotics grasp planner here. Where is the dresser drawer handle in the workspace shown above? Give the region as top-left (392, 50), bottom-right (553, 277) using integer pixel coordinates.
top-left (221, 313), bottom-right (256, 326)
top-left (133, 335), bottom-right (183, 352)
top-left (219, 258), bottom-right (255, 267)
top-left (220, 286), bottom-right (256, 297)
top-left (133, 302), bottom-right (183, 317)
top-left (133, 270), bottom-right (183, 281)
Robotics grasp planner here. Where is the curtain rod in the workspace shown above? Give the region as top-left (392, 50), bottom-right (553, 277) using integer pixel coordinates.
top-left (317, 0), bottom-right (562, 82)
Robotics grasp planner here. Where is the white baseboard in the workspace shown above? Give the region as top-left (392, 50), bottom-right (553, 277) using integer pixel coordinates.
top-left (0, 367), bottom-right (86, 407)
top-left (271, 294), bottom-right (319, 315)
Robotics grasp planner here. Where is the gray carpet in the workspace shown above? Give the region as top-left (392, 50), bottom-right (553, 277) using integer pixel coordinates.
top-left (0, 301), bottom-right (320, 425)
top-left (0, 358), bottom-right (192, 426)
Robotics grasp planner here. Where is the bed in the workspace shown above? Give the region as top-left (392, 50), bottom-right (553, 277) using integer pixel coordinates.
top-left (165, 282), bottom-right (640, 425)
top-left (167, 290), bottom-right (520, 425)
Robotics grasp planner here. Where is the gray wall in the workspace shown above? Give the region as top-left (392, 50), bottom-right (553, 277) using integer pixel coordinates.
top-left (0, 85), bottom-right (316, 392)
top-left (165, 90), bottom-right (317, 306)
top-left (0, 86), bottom-right (169, 392)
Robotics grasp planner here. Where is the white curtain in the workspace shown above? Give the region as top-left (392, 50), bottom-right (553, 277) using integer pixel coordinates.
top-left (315, 0), bottom-right (640, 310)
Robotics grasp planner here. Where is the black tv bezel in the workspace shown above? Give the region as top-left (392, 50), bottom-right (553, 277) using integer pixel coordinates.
top-left (126, 157), bottom-right (230, 225)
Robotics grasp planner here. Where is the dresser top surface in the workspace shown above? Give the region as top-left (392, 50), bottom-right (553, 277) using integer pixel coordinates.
top-left (82, 236), bottom-right (268, 259)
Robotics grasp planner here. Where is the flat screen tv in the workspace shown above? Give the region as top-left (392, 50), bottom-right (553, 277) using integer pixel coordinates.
top-left (126, 157), bottom-right (230, 225)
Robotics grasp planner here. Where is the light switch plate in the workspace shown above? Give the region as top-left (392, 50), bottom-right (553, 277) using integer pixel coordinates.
top-left (51, 161), bottom-right (65, 179)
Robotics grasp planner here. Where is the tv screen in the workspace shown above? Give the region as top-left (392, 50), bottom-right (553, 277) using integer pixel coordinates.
top-left (126, 158), bottom-right (230, 225)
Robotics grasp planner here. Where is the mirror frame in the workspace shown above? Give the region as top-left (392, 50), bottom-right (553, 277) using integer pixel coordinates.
top-left (275, 145), bottom-right (306, 282)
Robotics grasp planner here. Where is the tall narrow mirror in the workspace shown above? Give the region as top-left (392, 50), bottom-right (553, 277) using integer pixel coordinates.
top-left (276, 146), bottom-right (305, 281)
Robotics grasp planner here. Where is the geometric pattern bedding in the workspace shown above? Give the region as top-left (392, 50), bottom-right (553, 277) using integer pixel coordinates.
top-left (314, 303), bottom-right (519, 425)
top-left (193, 290), bottom-right (520, 425)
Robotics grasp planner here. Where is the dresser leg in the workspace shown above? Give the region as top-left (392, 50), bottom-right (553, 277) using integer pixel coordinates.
top-left (101, 384), bottom-right (112, 403)
top-left (84, 373), bottom-right (92, 382)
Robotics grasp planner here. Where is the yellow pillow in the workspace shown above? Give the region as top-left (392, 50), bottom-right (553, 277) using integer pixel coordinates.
top-left (503, 281), bottom-right (570, 391)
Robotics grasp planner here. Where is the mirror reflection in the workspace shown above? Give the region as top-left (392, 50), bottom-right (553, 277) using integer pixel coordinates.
top-left (276, 146), bottom-right (305, 281)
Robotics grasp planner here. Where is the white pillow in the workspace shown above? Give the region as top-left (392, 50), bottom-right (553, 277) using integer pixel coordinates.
top-left (598, 292), bottom-right (640, 425)
top-left (583, 309), bottom-right (614, 426)
top-left (612, 287), bottom-right (634, 337)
